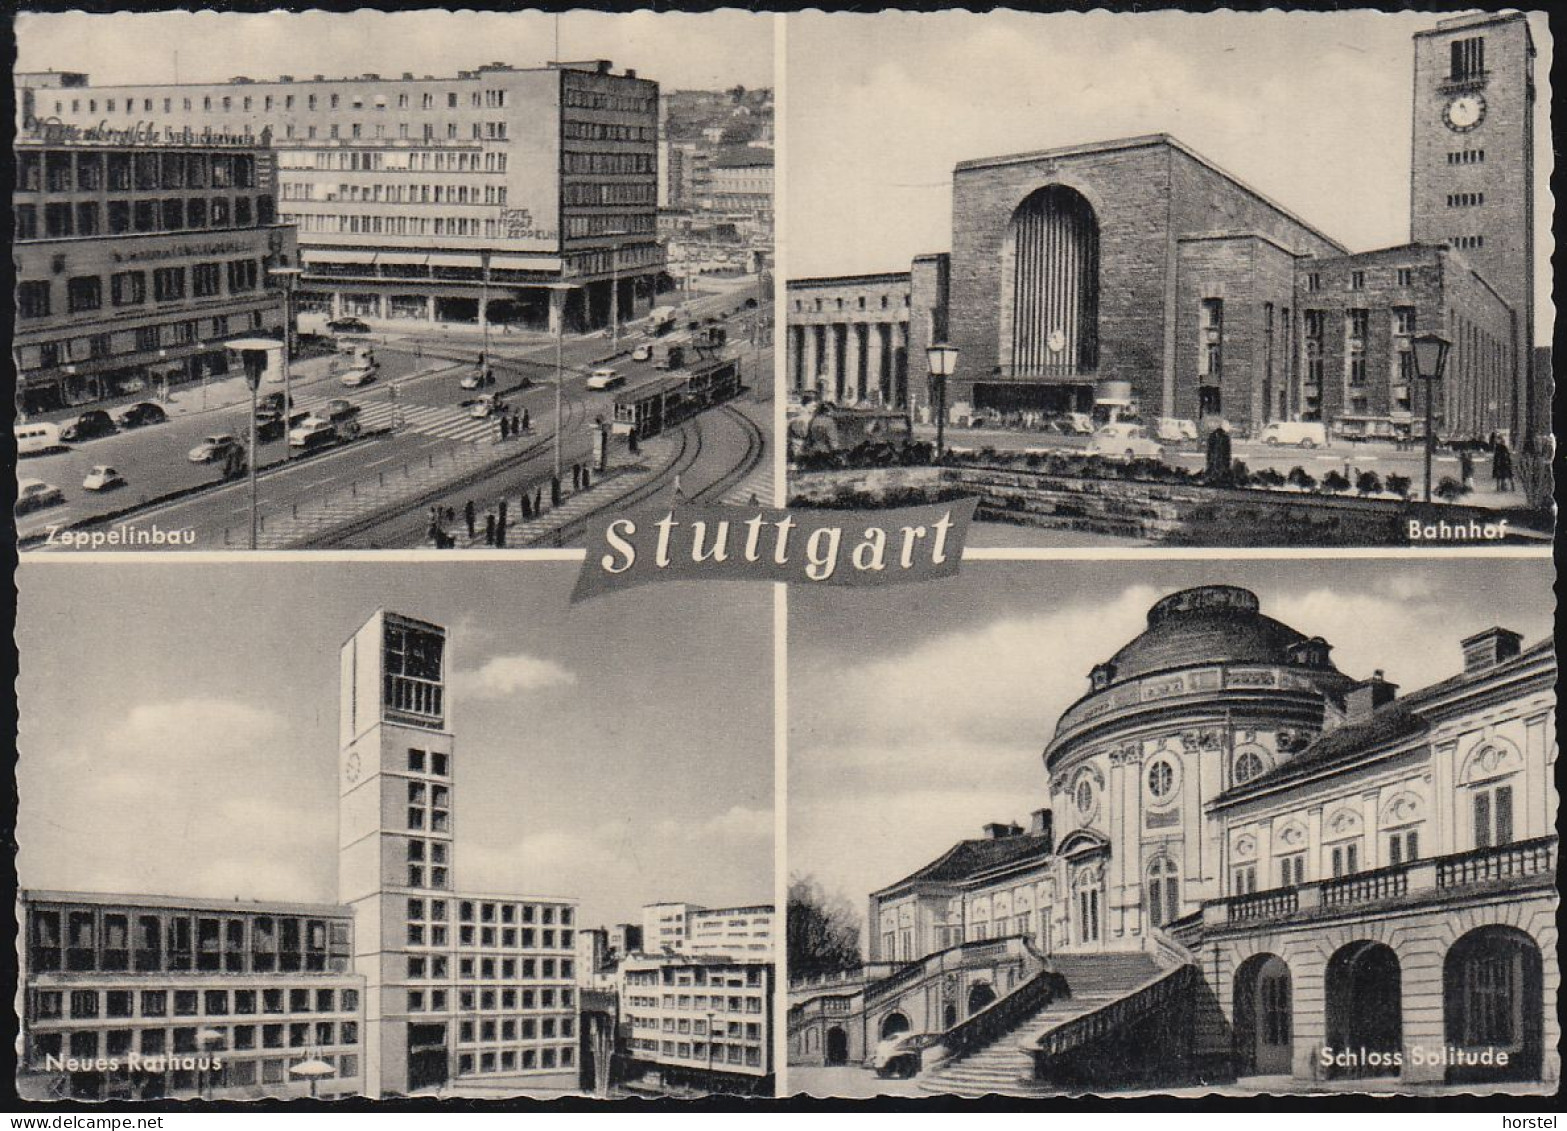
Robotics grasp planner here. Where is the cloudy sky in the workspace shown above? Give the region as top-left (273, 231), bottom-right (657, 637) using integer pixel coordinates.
top-left (788, 557), bottom-right (1554, 938)
top-left (15, 10), bottom-right (772, 91)
top-left (786, 10), bottom-right (1553, 341)
top-left (17, 562), bottom-right (773, 930)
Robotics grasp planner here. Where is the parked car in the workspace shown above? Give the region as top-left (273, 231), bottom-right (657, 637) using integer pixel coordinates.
top-left (631, 344), bottom-right (653, 362)
top-left (340, 365), bottom-right (377, 388)
top-left (59, 410), bottom-right (116, 442)
top-left (259, 392), bottom-right (294, 416)
top-left (16, 478), bottom-right (65, 514)
top-left (82, 465), bottom-right (127, 492)
top-left (188, 434), bottom-right (243, 463)
top-left (1258, 420), bottom-right (1329, 449)
top-left (326, 317), bottom-right (371, 334)
top-left (873, 1032), bottom-right (949, 1079)
top-left (460, 367), bottom-right (496, 391)
top-left (1085, 422), bottom-right (1164, 460)
top-left (1055, 412), bottom-right (1095, 435)
top-left (1153, 417), bottom-right (1200, 443)
top-left (288, 417), bottom-right (337, 450)
top-left (469, 393), bottom-right (502, 419)
top-left (14, 422), bottom-right (63, 456)
top-left (114, 402), bottom-right (168, 429)
top-left (586, 367), bottom-right (625, 391)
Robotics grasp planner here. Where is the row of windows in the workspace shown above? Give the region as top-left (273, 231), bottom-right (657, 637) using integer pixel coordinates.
top-left (793, 292), bottom-right (910, 314)
top-left (280, 149), bottom-right (505, 174)
top-left (32, 987), bottom-right (358, 1022)
top-left (639, 1041), bottom-right (764, 1068)
top-left (563, 182), bottom-right (657, 206)
top-left (28, 910), bottom-right (349, 975)
top-left (280, 181), bottom-right (508, 206)
top-left (456, 1044), bottom-right (573, 1076)
top-left (19, 259), bottom-right (269, 323)
top-left (56, 85), bottom-right (512, 118)
top-left (32, 1023), bottom-right (357, 1064)
top-left (405, 981), bottom-right (574, 1012)
top-left (1447, 149), bottom-right (1486, 165)
top-left (406, 748), bottom-right (451, 776)
top-left (1302, 265), bottom-right (1418, 293)
top-left (627, 1016), bottom-right (764, 1040)
top-left (276, 120), bottom-right (506, 143)
top-left (563, 214), bottom-right (656, 238)
top-left (456, 1016), bottom-right (574, 1043)
top-left (16, 150), bottom-right (258, 194)
top-left (562, 121), bottom-right (657, 143)
top-left (285, 212), bottom-right (526, 239)
top-left (404, 952), bottom-right (575, 980)
top-left (15, 195), bottom-right (275, 241)
top-left (563, 87), bottom-right (655, 115)
top-left (1451, 235), bottom-right (1487, 250)
top-left (17, 313), bottom-right (264, 374)
top-left (563, 152), bottom-right (656, 175)
top-left (1447, 192), bottom-right (1486, 208)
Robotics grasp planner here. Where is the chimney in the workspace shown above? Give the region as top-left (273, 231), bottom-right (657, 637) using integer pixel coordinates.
top-left (1028, 808), bottom-right (1054, 849)
top-left (403, 72), bottom-right (415, 81)
top-left (626, 69), bottom-right (637, 79)
top-left (1345, 670), bottom-right (1398, 723)
top-left (982, 822), bottom-right (1022, 840)
top-left (278, 75), bottom-right (294, 83)
top-left (1460, 627), bottom-right (1523, 674)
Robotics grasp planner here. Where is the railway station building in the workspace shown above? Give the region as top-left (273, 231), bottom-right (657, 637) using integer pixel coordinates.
top-left (12, 123), bottom-right (298, 415)
top-left (785, 12), bottom-right (1541, 446)
top-left (18, 58), bottom-right (664, 338)
top-left (789, 585), bottom-right (1557, 1093)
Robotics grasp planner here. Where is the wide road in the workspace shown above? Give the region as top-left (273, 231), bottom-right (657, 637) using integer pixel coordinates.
top-left (25, 277), bottom-right (772, 550)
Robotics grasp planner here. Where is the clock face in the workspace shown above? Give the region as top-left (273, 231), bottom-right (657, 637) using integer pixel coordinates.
top-left (344, 751), bottom-right (362, 784)
top-left (1444, 94), bottom-right (1486, 132)
top-left (1047, 328), bottom-right (1067, 354)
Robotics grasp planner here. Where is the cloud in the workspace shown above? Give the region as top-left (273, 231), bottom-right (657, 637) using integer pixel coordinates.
top-left (451, 654), bottom-right (577, 700)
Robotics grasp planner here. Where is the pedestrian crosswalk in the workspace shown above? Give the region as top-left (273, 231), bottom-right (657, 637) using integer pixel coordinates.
top-left (288, 394), bottom-right (523, 446)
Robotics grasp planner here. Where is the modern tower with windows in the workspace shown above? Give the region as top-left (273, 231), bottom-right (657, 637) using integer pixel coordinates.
top-left (338, 610), bottom-right (580, 1098)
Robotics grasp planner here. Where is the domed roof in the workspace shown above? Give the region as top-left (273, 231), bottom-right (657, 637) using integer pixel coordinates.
top-left (1104, 586), bottom-right (1332, 682)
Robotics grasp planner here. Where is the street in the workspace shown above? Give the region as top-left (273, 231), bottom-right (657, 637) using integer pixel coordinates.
top-left (20, 275), bottom-right (773, 551)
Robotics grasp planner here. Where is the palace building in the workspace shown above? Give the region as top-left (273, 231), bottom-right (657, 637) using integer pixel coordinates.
top-left (18, 59), bottom-right (663, 337)
top-left (12, 127), bottom-right (298, 414)
top-left (785, 12), bottom-right (1542, 446)
top-left (789, 586), bottom-right (1556, 1095)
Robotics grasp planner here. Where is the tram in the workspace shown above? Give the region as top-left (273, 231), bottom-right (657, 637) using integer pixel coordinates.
top-left (611, 358), bottom-right (743, 439)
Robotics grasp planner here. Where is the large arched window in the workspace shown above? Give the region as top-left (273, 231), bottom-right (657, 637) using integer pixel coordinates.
top-left (1146, 855), bottom-right (1180, 928)
top-left (1004, 185), bottom-right (1100, 378)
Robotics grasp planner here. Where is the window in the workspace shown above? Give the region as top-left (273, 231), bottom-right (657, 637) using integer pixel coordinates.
top-left (193, 263), bottom-right (222, 298)
top-left (1473, 784), bottom-right (1514, 849)
top-left (1279, 853), bottom-right (1306, 886)
top-left (1329, 841), bottom-right (1360, 878)
top-left (1147, 760), bottom-right (1175, 800)
top-left (18, 281), bottom-right (50, 319)
top-left (67, 276), bottom-right (102, 313)
top-left (1305, 273), bottom-right (1321, 293)
top-left (1233, 751), bottom-right (1266, 785)
top-left (1146, 856), bottom-right (1180, 927)
top-left (1388, 828), bottom-right (1420, 865)
top-left (1232, 864), bottom-right (1257, 895)
top-left (154, 267), bottom-right (187, 302)
top-left (1349, 270), bottom-right (1365, 291)
top-left (1450, 36), bottom-right (1485, 81)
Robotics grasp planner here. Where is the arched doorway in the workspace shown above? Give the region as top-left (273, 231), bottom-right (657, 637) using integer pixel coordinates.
top-left (879, 1012), bottom-right (911, 1040)
top-left (967, 982), bottom-right (997, 1017)
top-left (1443, 926), bottom-right (1543, 1083)
top-left (825, 1026), bottom-right (849, 1066)
top-left (942, 1003), bottom-right (957, 1029)
top-left (1233, 953), bottom-right (1293, 1076)
top-left (1002, 185), bottom-right (1100, 386)
top-left (1325, 942), bottom-right (1402, 1078)
top-left (1072, 867), bottom-right (1102, 946)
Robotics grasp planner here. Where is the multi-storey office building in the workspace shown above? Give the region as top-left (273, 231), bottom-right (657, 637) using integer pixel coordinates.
top-left (21, 60), bottom-right (662, 335)
top-left (12, 124), bottom-right (297, 414)
top-left (686, 905), bottom-right (775, 958)
top-left (18, 891), bottom-right (364, 1101)
top-left (619, 954), bottom-right (774, 1095)
top-left (338, 610), bottom-right (580, 1097)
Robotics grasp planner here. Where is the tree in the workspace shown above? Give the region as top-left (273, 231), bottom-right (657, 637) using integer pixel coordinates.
top-left (788, 874), bottom-right (862, 980)
top-left (1355, 470), bottom-right (1384, 496)
top-left (1320, 469), bottom-right (1352, 494)
top-left (1385, 473), bottom-right (1412, 500)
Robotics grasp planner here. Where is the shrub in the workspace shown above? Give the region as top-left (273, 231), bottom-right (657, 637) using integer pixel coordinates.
top-left (1385, 473), bottom-right (1412, 500)
top-left (1254, 467), bottom-right (1287, 489)
top-left (1435, 475), bottom-right (1471, 503)
top-left (1287, 466), bottom-right (1317, 491)
top-left (1356, 470), bottom-right (1384, 496)
top-left (1320, 470), bottom-right (1352, 494)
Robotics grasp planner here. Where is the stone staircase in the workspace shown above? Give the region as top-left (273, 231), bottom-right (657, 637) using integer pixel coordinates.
top-left (919, 952), bottom-right (1166, 1098)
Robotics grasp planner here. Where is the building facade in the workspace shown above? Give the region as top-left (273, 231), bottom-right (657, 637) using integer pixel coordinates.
top-left (13, 125), bottom-right (298, 414)
top-left (787, 15), bottom-right (1537, 443)
top-left (640, 901), bottom-right (775, 958)
top-left (785, 273), bottom-right (912, 406)
top-left (619, 954), bottom-right (774, 1094)
top-left (20, 60), bottom-right (662, 335)
top-left (338, 610), bottom-right (580, 1098)
top-left (836, 586), bottom-right (1556, 1089)
top-left (18, 891), bottom-right (364, 1101)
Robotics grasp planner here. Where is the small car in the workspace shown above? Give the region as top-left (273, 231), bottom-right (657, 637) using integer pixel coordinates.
top-left (326, 317), bottom-right (371, 334)
top-left (82, 465), bottom-right (127, 492)
top-left (16, 478), bottom-right (65, 514)
top-left (1258, 420), bottom-right (1329, 449)
top-left (340, 365), bottom-right (377, 389)
top-left (1153, 417), bottom-right (1200, 443)
top-left (631, 344), bottom-right (653, 362)
top-left (189, 434), bottom-right (243, 463)
top-left (1058, 412), bottom-right (1095, 435)
top-left (259, 392), bottom-right (294, 416)
top-left (114, 402), bottom-right (168, 429)
top-left (59, 410), bottom-right (116, 442)
top-left (460, 368), bottom-right (496, 391)
top-left (289, 417), bottom-right (337, 449)
top-left (586, 368), bottom-right (625, 391)
top-left (873, 1032), bottom-right (949, 1080)
top-left (469, 394), bottom-right (502, 419)
top-left (1085, 422), bottom-right (1164, 460)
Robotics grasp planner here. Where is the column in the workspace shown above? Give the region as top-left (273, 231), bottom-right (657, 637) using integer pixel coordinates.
top-left (845, 323), bottom-right (863, 404)
top-left (893, 322), bottom-right (909, 409)
top-left (829, 325), bottom-right (845, 402)
top-left (866, 322), bottom-right (886, 406)
top-left (548, 289), bottom-right (564, 336)
top-left (803, 325), bottom-right (820, 398)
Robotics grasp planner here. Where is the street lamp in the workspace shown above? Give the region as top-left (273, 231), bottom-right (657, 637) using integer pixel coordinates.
top-left (478, 248), bottom-right (492, 380)
top-left (229, 339), bottom-right (274, 549)
top-left (1411, 331), bottom-right (1451, 503)
top-left (545, 281), bottom-right (579, 482)
top-left (268, 266), bottom-right (304, 461)
top-left (604, 230), bottom-right (628, 357)
top-left (926, 342), bottom-right (959, 458)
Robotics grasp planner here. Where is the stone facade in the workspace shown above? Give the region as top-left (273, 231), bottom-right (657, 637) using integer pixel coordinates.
top-left (785, 272), bottom-right (911, 406)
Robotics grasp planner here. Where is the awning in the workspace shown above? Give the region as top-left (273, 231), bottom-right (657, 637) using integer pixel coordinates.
top-left (489, 254), bottom-right (552, 271)
top-left (375, 252), bottom-right (431, 267)
top-left (304, 249), bottom-right (374, 265)
top-left (427, 253), bottom-right (480, 269)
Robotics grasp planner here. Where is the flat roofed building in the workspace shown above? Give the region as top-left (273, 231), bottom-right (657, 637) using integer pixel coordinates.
top-left (619, 953), bottom-right (774, 1095)
top-left (19, 60), bottom-right (663, 338)
top-left (12, 127), bottom-right (298, 415)
top-left (18, 890), bottom-right (364, 1101)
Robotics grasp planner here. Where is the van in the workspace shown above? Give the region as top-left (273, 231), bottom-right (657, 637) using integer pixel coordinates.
top-left (1258, 420), bottom-right (1329, 449)
top-left (15, 422), bottom-right (62, 456)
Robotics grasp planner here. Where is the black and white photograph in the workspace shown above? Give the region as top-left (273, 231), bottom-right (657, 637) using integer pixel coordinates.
top-left (787, 559), bottom-right (1557, 1097)
top-left (15, 562), bottom-right (775, 1100)
top-left (14, 9), bottom-right (774, 552)
top-left (784, 10), bottom-right (1553, 548)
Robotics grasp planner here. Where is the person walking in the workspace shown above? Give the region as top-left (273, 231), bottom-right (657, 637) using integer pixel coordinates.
top-left (534, 486), bottom-right (544, 515)
top-left (1459, 449), bottom-right (1476, 492)
top-left (1492, 440), bottom-right (1514, 492)
top-left (511, 411), bottom-right (521, 437)
top-left (521, 408), bottom-right (530, 432)
top-left (484, 512), bottom-right (497, 547)
top-left (495, 513), bottom-right (507, 549)
top-left (550, 475), bottom-right (562, 507)
top-left (498, 500), bottom-right (508, 531)
top-left (464, 500), bottom-right (476, 539)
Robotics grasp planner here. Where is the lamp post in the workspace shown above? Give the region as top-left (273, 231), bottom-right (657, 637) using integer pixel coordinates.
top-left (545, 281), bottom-right (578, 482)
top-left (157, 349), bottom-right (170, 405)
top-left (478, 248), bottom-right (492, 380)
top-left (230, 340), bottom-right (273, 549)
top-left (268, 266), bottom-right (304, 461)
top-left (1411, 331), bottom-right (1451, 503)
top-left (604, 230), bottom-right (628, 356)
top-left (926, 342), bottom-right (959, 459)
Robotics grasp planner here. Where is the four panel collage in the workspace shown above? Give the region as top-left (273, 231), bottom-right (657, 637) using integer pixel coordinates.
top-left (11, 7), bottom-right (1557, 1107)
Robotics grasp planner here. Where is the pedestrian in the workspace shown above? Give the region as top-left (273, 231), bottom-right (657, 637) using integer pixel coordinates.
top-left (464, 500), bottom-right (476, 539)
top-left (572, 464), bottom-right (582, 491)
top-left (484, 513), bottom-right (496, 546)
top-left (512, 411), bottom-right (521, 436)
top-left (444, 506), bottom-right (456, 526)
top-left (581, 467), bottom-right (592, 490)
top-left (498, 500), bottom-right (508, 530)
top-left (1459, 450), bottom-right (1475, 492)
top-left (521, 409), bottom-right (530, 432)
top-left (533, 486), bottom-right (544, 515)
top-left (1492, 440), bottom-right (1514, 492)
top-left (551, 475), bottom-right (562, 507)
top-left (521, 492), bottom-right (534, 520)
top-left (495, 515), bottom-right (507, 549)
